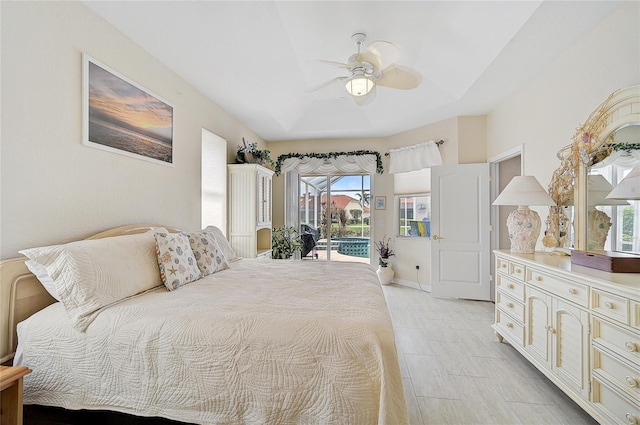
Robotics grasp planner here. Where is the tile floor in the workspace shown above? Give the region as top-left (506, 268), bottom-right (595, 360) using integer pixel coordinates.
top-left (381, 283), bottom-right (599, 425)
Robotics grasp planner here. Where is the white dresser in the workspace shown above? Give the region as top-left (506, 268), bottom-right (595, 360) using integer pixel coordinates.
top-left (493, 250), bottom-right (640, 425)
top-left (228, 164), bottom-right (274, 258)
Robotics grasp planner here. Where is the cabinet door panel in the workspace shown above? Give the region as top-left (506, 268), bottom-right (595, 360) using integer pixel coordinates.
top-left (553, 299), bottom-right (590, 400)
top-left (525, 287), bottom-right (551, 366)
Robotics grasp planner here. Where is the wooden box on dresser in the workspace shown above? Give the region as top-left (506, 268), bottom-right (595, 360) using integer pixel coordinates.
top-left (228, 164), bottom-right (274, 259)
top-left (493, 250), bottom-right (640, 425)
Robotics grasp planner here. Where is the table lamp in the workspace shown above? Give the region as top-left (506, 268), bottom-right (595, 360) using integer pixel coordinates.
top-left (586, 174), bottom-right (629, 250)
top-left (493, 176), bottom-right (555, 254)
top-left (606, 162), bottom-right (640, 200)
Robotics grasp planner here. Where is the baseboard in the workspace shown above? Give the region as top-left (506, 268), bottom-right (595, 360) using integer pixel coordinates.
top-left (391, 278), bottom-right (432, 292)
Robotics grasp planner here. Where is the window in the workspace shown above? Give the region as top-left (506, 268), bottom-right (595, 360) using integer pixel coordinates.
top-left (398, 194), bottom-right (431, 238)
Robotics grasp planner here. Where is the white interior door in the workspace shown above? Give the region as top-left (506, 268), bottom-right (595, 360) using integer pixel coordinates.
top-left (431, 163), bottom-right (491, 300)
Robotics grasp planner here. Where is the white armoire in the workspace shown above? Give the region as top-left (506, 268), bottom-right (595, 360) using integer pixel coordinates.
top-left (227, 164), bottom-right (273, 258)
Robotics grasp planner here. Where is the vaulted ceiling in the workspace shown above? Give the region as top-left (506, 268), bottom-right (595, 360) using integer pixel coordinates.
top-left (84, 1), bottom-right (622, 142)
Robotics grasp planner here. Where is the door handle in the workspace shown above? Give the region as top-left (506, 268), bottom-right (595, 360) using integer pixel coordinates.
top-left (432, 235), bottom-right (442, 240)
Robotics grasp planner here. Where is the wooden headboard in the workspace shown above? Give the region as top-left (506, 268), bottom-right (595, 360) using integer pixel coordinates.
top-left (0, 224), bottom-right (179, 364)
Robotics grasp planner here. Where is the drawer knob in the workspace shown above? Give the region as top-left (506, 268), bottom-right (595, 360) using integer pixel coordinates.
top-left (626, 413), bottom-right (639, 425)
top-left (568, 288), bottom-right (578, 295)
top-left (507, 284), bottom-right (514, 289)
top-left (604, 301), bottom-right (614, 309)
top-left (535, 276), bottom-right (542, 281)
top-left (626, 376), bottom-right (639, 388)
top-left (507, 302), bottom-right (514, 309)
top-left (515, 268), bottom-right (522, 273)
top-left (506, 322), bottom-right (514, 329)
top-left (625, 342), bottom-right (638, 352)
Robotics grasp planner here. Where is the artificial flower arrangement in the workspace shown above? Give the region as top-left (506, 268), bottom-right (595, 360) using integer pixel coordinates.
top-left (374, 236), bottom-right (395, 267)
top-left (236, 137), bottom-right (274, 169)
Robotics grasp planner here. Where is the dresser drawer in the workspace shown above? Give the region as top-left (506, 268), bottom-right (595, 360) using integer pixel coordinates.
top-left (509, 261), bottom-right (525, 281)
top-left (496, 291), bottom-right (524, 323)
top-left (593, 346), bottom-right (640, 402)
top-left (496, 257), bottom-right (509, 274)
top-left (592, 317), bottom-right (640, 366)
top-left (495, 309), bottom-right (524, 346)
top-left (632, 301), bottom-right (640, 331)
top-left (593, 289), bottom-right (630, 325)
top-left (496, 274), bottom-right (525, 302)
top-left (592, 376), bottom-right (640, 425)
top-left (526, 268), bottom-right (588, 307)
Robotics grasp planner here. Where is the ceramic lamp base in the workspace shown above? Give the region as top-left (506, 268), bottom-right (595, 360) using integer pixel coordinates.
top-left (587, 208), bottom-right (611, 250)
top-left (507, 206), bottom-right (542, 254)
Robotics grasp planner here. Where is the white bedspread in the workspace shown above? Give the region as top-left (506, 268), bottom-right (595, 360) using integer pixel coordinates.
top-left (16, 259), bottom-right (408, 425)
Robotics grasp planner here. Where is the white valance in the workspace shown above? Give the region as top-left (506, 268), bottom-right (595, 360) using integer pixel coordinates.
top-left (279, 154), bottom-right (378, 175)
top-left (388, 140), bottom-right (443, 174)
top-left (591, 149), bottom-right (640, 169)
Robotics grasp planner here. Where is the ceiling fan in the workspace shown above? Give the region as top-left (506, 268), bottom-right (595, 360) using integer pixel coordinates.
top-left (308, 33), bottom-right (422, 106)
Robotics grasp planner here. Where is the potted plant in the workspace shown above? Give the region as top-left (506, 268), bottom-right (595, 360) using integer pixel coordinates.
top-left (272, 227), bottom-right (303, 259)
top-left (236, 138), bottom-right (274, 169)
top-left (374, 236), bottom-right (395, 285)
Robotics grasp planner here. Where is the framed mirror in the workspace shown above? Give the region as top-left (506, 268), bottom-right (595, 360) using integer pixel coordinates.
top-left (545, 85), bottom-right (640, 252)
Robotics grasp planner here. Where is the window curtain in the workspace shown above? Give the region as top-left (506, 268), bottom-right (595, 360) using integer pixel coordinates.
top-left (284, 170), bottom-right (300, 259)
top-left (279, 154), bottom-right (377, 175)
top-left (388, 140), bottom-right (443, 174)
top-left (284, 171), bottom-right (299, 229)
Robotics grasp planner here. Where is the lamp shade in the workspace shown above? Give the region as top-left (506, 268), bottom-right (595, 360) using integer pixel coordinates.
top-left (345, 77), bottom-right (374, 96)
top-left (606, 162), bottom-right (640, 200)
top-left (492, 176), bottom-right (555, 206)
top-left (587, 174), bottom-right (629, 206)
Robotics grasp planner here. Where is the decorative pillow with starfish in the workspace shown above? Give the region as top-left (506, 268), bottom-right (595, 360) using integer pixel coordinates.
top-left (187, 231), bottom-right (230, 276)
top-left (154, 231), bottom-right (202, 290)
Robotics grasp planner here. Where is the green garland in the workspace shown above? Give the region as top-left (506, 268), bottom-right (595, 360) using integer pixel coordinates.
top-left (275, 150), bottom-right (384, 176)
top-left (610, 142), bottom-right (640, 153)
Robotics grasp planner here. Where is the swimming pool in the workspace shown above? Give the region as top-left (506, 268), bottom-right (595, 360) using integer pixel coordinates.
top-left (333, 237), bottom-right (370, 258)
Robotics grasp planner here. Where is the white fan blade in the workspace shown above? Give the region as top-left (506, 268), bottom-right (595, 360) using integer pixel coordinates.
top-left (305, 76), bottom-right (348, 93)
top-left (353, 85), bottom-right (376, 106)
top-left (376, 65), bottom-right (422, 90)
top-left (313, 59), bottom-right (353, 69)
top-left (356, 41), bottom-right (399, 71)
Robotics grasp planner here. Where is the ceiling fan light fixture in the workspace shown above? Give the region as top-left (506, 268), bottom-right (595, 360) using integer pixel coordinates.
top-left (345, 76), bottom-right (374, 96)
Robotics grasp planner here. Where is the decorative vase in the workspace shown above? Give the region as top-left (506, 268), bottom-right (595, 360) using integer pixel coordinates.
top-left (376, 265), bottom-right (394, 285)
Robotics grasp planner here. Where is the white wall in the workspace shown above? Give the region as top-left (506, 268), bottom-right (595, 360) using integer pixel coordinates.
top-left (487, 1), bottom-right (640, 185)
top-left (487, 1), bottom-right (639, 251)
top-left (0, 2), bottom-right (263, 258)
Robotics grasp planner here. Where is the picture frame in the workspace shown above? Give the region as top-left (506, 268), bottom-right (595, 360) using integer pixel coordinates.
top-left (375, 196), bottom-right (386, 210)
top-left (82, 53), bottom-right (174, 166)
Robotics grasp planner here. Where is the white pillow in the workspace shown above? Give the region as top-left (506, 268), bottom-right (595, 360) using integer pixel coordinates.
top-left (24, 259), bottom-right (60, 301)
top-left (187, 231), bottom-right (230, 276)
top-left (202, 226), bottom-right (237, 262)
top-left (154, 231), bottom-right (202, 290)
top-left (19, 230), bottom-right (163, 332)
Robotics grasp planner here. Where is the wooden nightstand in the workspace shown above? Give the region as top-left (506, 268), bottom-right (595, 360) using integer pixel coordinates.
top-left (0, 366), bottom-right (31, 425)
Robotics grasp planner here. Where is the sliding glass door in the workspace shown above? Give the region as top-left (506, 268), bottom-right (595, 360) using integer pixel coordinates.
top-left (299, 173), bottom-right (370, 263)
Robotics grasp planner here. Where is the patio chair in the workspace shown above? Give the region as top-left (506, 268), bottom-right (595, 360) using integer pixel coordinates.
top-left (300, 224), bottom-right (319, 259)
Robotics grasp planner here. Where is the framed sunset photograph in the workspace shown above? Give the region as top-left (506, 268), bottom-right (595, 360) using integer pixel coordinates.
top-left (82, 54), bottom-right (174, 165)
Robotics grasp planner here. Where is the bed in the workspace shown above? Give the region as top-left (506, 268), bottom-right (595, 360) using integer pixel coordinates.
top-left (0, 224), bottom-right (407, 425)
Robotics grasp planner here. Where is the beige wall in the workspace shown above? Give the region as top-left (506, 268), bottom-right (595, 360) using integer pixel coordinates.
top-left (0, 2), bottom-right (264, 258)
top-left (266, 1), bottom-right (639, 284)
top-left (267, 116), bottom-right (484, 284)
top-left (487, 1), bottom-right (639, 188)
top-left (486, 1), bottom-right (639, 239)
top-left (2, 0), bottom-right (637, 282)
